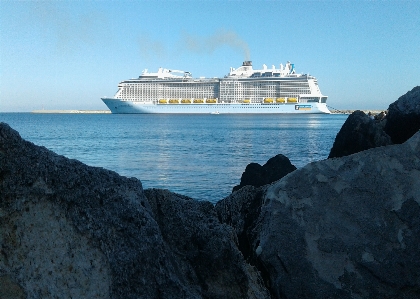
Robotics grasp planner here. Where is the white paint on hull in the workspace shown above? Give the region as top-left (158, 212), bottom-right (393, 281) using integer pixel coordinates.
top-left (102, 98), bottom-right (331, 114)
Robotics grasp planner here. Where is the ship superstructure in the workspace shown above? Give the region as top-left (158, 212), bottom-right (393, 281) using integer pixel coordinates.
top-left (102, 61), bottom-right (330, 114)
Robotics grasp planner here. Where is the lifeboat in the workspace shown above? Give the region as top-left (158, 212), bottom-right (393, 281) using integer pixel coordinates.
top-left (169, 99), bottom-right (179, 104)
top-left (159, 99), bottom-right (167, 104)
top-left (181, 99), bottom-right (191, 104)
top-left (206, 98), bottom-right (217, 103)
top-left (264, 98), bottom-right (274, 103)
top-left (276, 98), bottom-right (285, 103)
top-left (193, 99), bottom-right (204, 103)
top-left (287, 97), bottom-right (298, 103)
top-left (243, 99), bottom-right (250, 103)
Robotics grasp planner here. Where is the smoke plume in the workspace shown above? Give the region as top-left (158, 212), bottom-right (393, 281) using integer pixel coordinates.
top-left (181, 29), bottom-right (250, 61)
top-left (138, 34), bottom-right (167, 60)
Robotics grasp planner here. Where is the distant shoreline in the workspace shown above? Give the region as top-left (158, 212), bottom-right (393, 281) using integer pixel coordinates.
top-left (31, 110), bottom-right (111, 114)
top-left (30, 109), bottom-right (384, 115)
top-left (331, 109), bottom-right (385, 115)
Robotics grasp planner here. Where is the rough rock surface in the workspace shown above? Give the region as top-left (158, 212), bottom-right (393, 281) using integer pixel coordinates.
top-left (328, 110), bottom-right (393, 158)
top-left (329, 87), bottom-right (420, 158)
top-left (384, 86), bottom-right (420, 144)
top-left (217, 132), bottom-right (420, 299)
top-left (215, 186), bottom-right (265, 263)
top-left (144, 189), bottom-right (270, 299)
top-left (232, 154), bottom-right (296, 192)
top-left (0, 122), bottom-right (269, 299)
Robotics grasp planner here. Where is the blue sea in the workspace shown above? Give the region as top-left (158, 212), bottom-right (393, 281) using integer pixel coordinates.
top-left (1, 113), bottom-right (347, 203)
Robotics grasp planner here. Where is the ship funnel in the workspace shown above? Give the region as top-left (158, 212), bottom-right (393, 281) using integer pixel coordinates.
top-left (242, 61), bottom-right (252, 66)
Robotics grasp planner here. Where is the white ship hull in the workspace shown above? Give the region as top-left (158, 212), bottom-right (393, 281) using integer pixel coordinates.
top-left (102, 98), bottom-right (330, 114)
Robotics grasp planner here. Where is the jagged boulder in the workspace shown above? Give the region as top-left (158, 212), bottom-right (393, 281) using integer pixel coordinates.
top-left (215, 186), bottom-right (265, 263)
top-left (144, 189), bottom-right (270, 299)
top-left (217, 132), bottom-right (420, 299)
top-left (0, 122), bottom-right (269, 299)
top-left (384, 86), bottom-right (420, 144)
top-left (232, 154), bottom-right (296, 192)
top-left (329, 87), bottom-right (420, 159)
top-left (328, 110), bottom-right (392, 158)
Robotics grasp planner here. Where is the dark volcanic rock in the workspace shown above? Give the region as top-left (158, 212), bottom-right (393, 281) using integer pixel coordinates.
top-left (384, 86), bottom-right (420, 144)
top-left (232, 154), bottom-right (296, 192)
top-left (0, 122), bottom-right (269, 299)
top-left (329, 87), bottom-right (420, 158)
top-left (328, 110), bottom-right (392, 158)
top-left (215, 186), bottom-right (265, 263)
top-left (219, 132), bottom-right (420, 299)
top-left (144, 189), bottom-right (270, 299)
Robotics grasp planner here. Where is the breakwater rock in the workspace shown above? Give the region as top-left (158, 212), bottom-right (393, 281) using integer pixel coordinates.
top-left (329, 86), bottom-right (420, 158)
top-left (217, 131), bottom-right (420, 298)
top-left (328, 110), bottom-right (392, 158)
top-left (0, 123), bottom-right (268, 299)
top-left (232, 154), bottom-right (296, 192)
top-left (384, 86), bottom-right (420, 144)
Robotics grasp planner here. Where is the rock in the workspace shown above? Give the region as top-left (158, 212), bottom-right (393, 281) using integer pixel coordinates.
top-left (0, 275), bottom-right (25, 299)
top-left (215, 186), bottom-right (265, 263)
top-left (232, 154), bottom-right (296, 192)
top-left (374, 110), bottom-right (387, 122)
top-left (384, 86), bottom-right (420, 144)
top-left (328, 110), bottom-right (393, 158)
top-left (0, 122), bottom-right (269, 299)
top-left (329, 87), bottom-right (420, 158)
top-left (218, 132), bottom-right (420, 299)
top-left (144, 189), bottom-right (270, 299)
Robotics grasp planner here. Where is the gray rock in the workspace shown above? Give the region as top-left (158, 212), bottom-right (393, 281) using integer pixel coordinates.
top-left (328, 110), bottom-right (393, 158)
top-left (384, 86), bottom-right (420, 144)
top-left (329, 86), bottom-right (420, 158)
top-left (215, 186), bottom-right (265, 263)
top-left (218, 132), bottom-right (420, 298)
top-left (0, 275), bottom-right (25, 299)
top-left (144, 189), bottom-right (270, 299)
top-left (0, 122), bottom-right (269, 299)
top-left (232, 154), bottom-right (296, 192)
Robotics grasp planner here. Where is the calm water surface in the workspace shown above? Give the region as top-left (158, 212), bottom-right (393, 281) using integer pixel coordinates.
top-left (1, 113), bottom-right (347, 203)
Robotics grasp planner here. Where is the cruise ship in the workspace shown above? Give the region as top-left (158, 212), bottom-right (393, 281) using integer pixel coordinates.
top-left (101, 61), bottom-right (330, 114)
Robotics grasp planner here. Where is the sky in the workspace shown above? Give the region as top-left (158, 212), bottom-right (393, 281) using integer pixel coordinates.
top-left (0, 0), bottom-right (419, 112)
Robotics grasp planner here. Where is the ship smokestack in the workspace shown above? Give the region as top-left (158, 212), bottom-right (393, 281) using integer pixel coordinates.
top-left (242, 61), bottom-right (252, 66)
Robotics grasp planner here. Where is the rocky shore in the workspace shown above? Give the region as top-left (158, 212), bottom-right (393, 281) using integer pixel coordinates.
top-left (330, 109), bottom-right (385, 115)
top-left (1, 86), bottom-right (419, 298)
